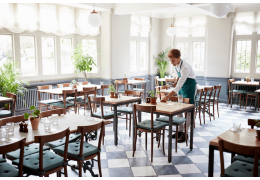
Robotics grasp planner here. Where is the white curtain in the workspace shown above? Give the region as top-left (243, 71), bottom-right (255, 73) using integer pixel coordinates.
top-left (0, 3), bottom-right (100, 36)
top-left (131, 15), bottom-right (151, 35)
top-left (234, 11), bottom-right (260, 34)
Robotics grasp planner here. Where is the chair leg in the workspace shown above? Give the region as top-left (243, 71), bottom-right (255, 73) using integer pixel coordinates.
top-left (133, 129), bottom-right (137, 157)
top-left (208, 104), bottom-right (211, 121)
top-left (64, 165), bottom-right (68, 177)
top-left (145, 132), bottom-right (147, 150)
top-left (151, 132), bottom-right (153, 162)
top-left (129, 114), bottom-right (131, 137)
top-left (245, 95), bottom-right (248, 109)
top-left (185, 122), bottom-right (188, 146)
top-left (158, 131), bottom-right (161, 148)
top-left (102, 126), bottom-right (105, 145)
top-left (240, 94), bottom-right (242, 109)
top-left (250, 96), bottom-right (252, 108)
top-left (217, 100), bottom-right (219, 118)
top-left (203, 105), bottom-right (206, 124)
top-left (162, 129), bottom-right (165, 154)
top-left (126, 114), bottom-right (128, 130)
top-left (98, 153), bottom-right (102, 177)
top-left (199, 105), bottom-right (201, 125)
top-left (78, 161), bottom-right (82, 177)
top-left (213, 101), bottom-right (215, 120)
top-left (175, 126), bottom-right (178, 152)
top-left (227, 92), bottom-right (230, 107)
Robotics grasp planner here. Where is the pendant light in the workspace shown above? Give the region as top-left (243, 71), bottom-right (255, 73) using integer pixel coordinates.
top-left (88, 3), bottom-right (101, 27)
top-left (211, 3), bottom-right (231, 18)
top-left (166, 11), bottom-right (176, 36)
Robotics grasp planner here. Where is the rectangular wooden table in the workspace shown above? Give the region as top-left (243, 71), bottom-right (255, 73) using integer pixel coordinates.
top-left (137, 101), bottom-right (195, 162)
top-left (208, 128), bottom-right (260, 177)
top-left (231, 81), bottom-right (259, 110)
top-left (127, 80), bottom-right (147, 99)
top-left (0, 96), bottom-right (14, 116)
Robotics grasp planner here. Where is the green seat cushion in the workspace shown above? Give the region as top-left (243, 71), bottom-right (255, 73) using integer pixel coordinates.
top-left (117, 107), bottom-right (133, 114)
top-left (0, 110), bottom-right (11, 117)
top-left (229, 90), bottom-right (245, 94)
top-left (156, 116), bottom-right (186, 125)
top-left (233, 155), bottom-right (260, 164)
top-left (244, 91), bottom-right (257, 95)
top-left (136, 120), bottom-right (168, 131)
top-left (12, 151), bottom-right (67, 176)
top-left (133, 88), bottom-right (144, 91)
top-left (38, 99), bottom-right (62, 105)
top-left (92, 111), bottom-right (121, 119)
top-left (0, 157), bottom-right (6, 163)
top-left (45, 133), bottom-right (81, 148)
top-left (0, 162), bottom-right (18, 177)
top-left (224, 160), bottom-right (260, 177)
top-left (6, 144), bottom-right (50, 160)
top-left (66, 97), bottom-right (82, 101)
top-left (51, 101), bottom-right (75, 108)
top-left (201, 96), bottom-right (219, 101)
top-left (76, 98), bottom-right (88, 104)
top-left (53, 141), bottom-right (100, 161)
top-left (200, 100), bottom-right (209, 104)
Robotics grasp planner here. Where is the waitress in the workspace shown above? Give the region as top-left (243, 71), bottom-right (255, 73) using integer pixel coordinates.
top-left (161, 49), bottom-right (196, 142)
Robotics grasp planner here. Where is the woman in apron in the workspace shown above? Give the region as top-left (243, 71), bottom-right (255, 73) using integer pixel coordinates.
top-left (161, 49), bottom-right (197, 142)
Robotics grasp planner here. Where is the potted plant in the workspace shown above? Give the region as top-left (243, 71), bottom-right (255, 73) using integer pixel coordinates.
top-left (24, 106), bottom-right (40, 130)
top-left (70, 79), bottom-right (77, 88)
top-left (246, 75), bottom-right (250, 82)
top-left (154, 47), bottom-right (171, 86)
top-left (149, 91), bottom-right (159, 104)
top-left (108, 84), bottom-right (116, 98)
top-left (72, 43), bottom-right (96, 82)
top-left (123, 74), bottom-right (127, 81)
top-left (255, 120), bottom-right (260, 140)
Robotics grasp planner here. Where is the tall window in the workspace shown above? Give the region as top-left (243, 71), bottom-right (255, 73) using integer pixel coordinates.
top-left (130, 41), bottom-right (137, 72)
top-left (192, 42), bottom-right (205, 71)
top-left (82, 39), bottom-right (97, 73)
top-left (41, 37), bottom-right (55, 75)
top-left (257, 40), bottom-right (260, 73)
top-left (0, 35), bottom-right (13, 67)
top-left (60, 38), bottom-right (73, 74)
top-left (235, 40), bottom-right (251, 73)
top-left (20, 36), bottom-right (36, 76)
top-left (139, 42), bottom-right (147, 71)
top-left (176, 42), bottom-right (188, 60)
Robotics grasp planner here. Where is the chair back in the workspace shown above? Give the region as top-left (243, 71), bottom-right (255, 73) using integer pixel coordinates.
top-left (40, 109), bottom-right (64, 119)
top-left (0, 115), bottom-right (25, 127)
top-left (34, 128), bottom-right (70, 172)
top-left (248, 119), bottom-right (260, 129)
top-left (218, 136), bottom-right (260, 177)
top-left (37, 85), bottom-right (52, 101)
top-left (77, 81), bottom-right (88, 85)
top-left (62, 89), bottom-right (77, 106)
top-left (88, 96), bottom-right (106, 118)
top-left (196, 89), bottom-right (203, 106)
top-left (202, 87), bottom-right (213, 103)
top-left (215, 84), bottom-right (221, 100)
top-left (228, 79), bottom-right (235, 92)
top-left (57, 83), bottom-right (70, 88)
top-left (6, 92), bottom-right (17, 113)
top-left (133, 78), bottom-right (145, 89)
top-left (115, 80), bottom-right (127, 92)
top-left (133, 104), bottom-right (156, 130)
top-left (0, 138), bottom-right (26, 177)
top-left (169, 96), bottom-right (190, 118)
top-left (82, 87), bottom-right (97, 104)
top-left (125, 90), bottom-right (141, 97)
top-left (77, 121), bottom-right (105, 158)
top-left (101, 85), bottom-right (110, 96)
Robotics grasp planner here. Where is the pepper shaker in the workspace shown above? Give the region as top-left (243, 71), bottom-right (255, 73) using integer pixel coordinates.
top-left (23, 123), bottom-right (28, 133)
top-left (19, 122), bottom-right (24, 132)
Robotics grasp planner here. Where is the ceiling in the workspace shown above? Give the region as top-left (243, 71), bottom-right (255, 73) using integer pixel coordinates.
top-left (57, 3), bottom-right (260, 19)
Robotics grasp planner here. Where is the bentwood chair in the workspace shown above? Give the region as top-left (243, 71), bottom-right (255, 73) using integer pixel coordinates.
top-left (209, 85), bottom-right (221, 120)
top-left (244, 82), bottom-right (260, 109)
top-left (200, 87), bottom-right (213, 123)
top-left (0, 92), bottom-right (17, 118)
top-left (115, 80), bottom-right (128, 94)
top-left (156, 97), bottom-right (190, 152)
top-left (133, 77), bottom-right (145, 102)
top-left (218, 136), bottom-right (260, 177)
top-left (12, 128), bottom-right (70, 177)
top-left (227, 79), bottom-right (245, 108)
top-left (53, 121), bottom-right (104, 177)
top-left (40, 109), bottom-right (81, 149)
top-left (195, 89), bottom-right (203, 125)
top-left (57, 83), bottom-right (71, 99)
top-left (76, 87), bottom-right (97, 113)
top-left (133, 104), bottom-right (168, 162)
top-left (117, 90), bottom-right (141, 137)
top-left (0, 138), bottom-right (26, 177)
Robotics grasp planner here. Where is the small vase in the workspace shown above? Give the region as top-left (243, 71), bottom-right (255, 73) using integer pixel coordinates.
top-left (256, 130), bottom-right (260, 141)
top-left (150, 97), bottom-right (157, 104)
top-left (110, 92), bottom-right (115, 98)
top-left (247, 78), bottom-right (250, 82)
top-left (146, 97), bottom-right (150, 103)
top-left (30, 117), bottom-right (40, 130)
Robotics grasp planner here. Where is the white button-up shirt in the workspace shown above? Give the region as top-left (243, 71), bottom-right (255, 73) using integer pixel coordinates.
top-left (172, 60), bottom-right (196, 94)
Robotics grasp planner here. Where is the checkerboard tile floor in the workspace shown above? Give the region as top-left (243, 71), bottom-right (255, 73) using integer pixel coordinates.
top-left (2, 102), bottom-right (259, 177)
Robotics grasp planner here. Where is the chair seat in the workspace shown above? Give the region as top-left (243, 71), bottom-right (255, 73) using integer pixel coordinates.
top-left (0, 157), bottom-right (6, 163)
top-left (201, 97), bottom-right (219, 101)
top-left (39, 99), bottom-right (62, 105)
top-left (117, 107), bottom-right (133, 114)
top-left (76, 98), bottom-right (88, 104)
top-left (12, 151), bottom-right (67, 176)
top-left (224, 160), bottom-right (260, 177)
top-left (136, 120), bottom-right (168, 131)
top-left (244, 91), bottom-right (257, 95)
top-left (133, 88), bottom-right (144, 92)
top-left (155, 116), bottom-right (186, 125)
top-left (233, 155), bottom-right (260, 164)
top-left (66, 97), bottom-right (82, 101)
top-left (53, 141), bottom-right (100, 161)
top-left (45, 133), bottom-right (81, 148)
top-left (0, 110), bottom-right (11, 117)
top-left (229, 90), bottom-right (245, 94)
top-left (6, 144), bottom-right (50, 160)
top-left (0, 162), bottom-right (18, 177)
top-left (92, 111), bottom-right (121, 119)
top-left (51, 101), bottom-right (75, 108)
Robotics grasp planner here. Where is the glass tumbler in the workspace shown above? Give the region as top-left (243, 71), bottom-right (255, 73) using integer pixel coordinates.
top-left (6, 122), bottom-right (14, 135)
top-left (44, 118), bottom-right (52, 132)
top-left (52, 114), bottom-right (58, 125)
top-left (241, 78), bottom-right (244, 82)
top-left (85, 110), bottom-right (90, 120)
top-left (233, 123), bottom-right (241, 132)
top-left (178, 94), bottom-right (183, 104)
top-left (0, 126), bottom-right (7, 142)
top-left (251, 78), bottom-right (254, 82)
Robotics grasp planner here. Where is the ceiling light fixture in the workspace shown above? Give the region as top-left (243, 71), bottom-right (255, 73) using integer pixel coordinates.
top-left (88, 3), bottom-right (101, 27)
top-left (211, 3), bottom-right (231, 18)
top-left (166, 10), bottom-right (176, 37)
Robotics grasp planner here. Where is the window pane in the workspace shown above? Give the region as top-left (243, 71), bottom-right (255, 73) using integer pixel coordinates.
top-left (42, 37), bottom-right (55, 75)
top-left (130, 26), bottom-right (138, 36)
top-left (61, 39), bottom-right (73, 74)
top-left (256, 40), bottom-right (260, 73)
top-left (0, 35), bottom-right (13, 67)
top-left (192, 31), bottom-right (205, 37)
top-left (192, 42), bottom-right (205, 71)
top-left (140, 42), bottom-right (147, 71)
top-left (130, 41), bottom-right (137, 72)
top-left (176, 32), bottom-right (189, 38)
top-left (235, 40), bottom-right (251, 73)
top-left (176, 42), bottom-right (188, 61)
top-left (82, 39), bottom-right (97, 73)
top-left (20, 36), bottom-right (36, 76)
top-left (140, 30), bottom-right (149, 37)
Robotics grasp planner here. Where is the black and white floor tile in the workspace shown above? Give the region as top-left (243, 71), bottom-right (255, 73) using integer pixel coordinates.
top-left (2, 102), bottom-right (260, 177)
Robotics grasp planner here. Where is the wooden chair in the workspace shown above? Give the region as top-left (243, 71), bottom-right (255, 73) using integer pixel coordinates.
top-left (115, 80), bottom-right (128, 94)
top-left (101, 85), bottom-right (109, 96)
top-left (133, 104), bottom-right (168, 162)
top-left (210, 85), bottom-right (221, 120)
top-left (0, 138), bottom-right (26, 177)
top-left (158, 85), bottom-right (170, 100)
top-left (37, 85), bottom-right (61, 112)
top-left (133, 77), bottom-right (145, 102)
top-left (12, 128), bottom-right (70, 177)
top-left (244, 82), bottom-right (260, 109)
top-left (227, 79), bottom-right (245, 108)
top-left (195, 89), bottom-right (203, 125)
top-left (76, 87), bottom-right (97, 113)
top-left (200, 87), bottom-right (213, 123)
top-left (117, 90), bottom-right (141, 137)
top-left (57, 83), bottom-right (70, 88)
top-left (0, 92), bottom-right (17, 118)
top-left (218, 136), bottom-right (260, 177)
top-left (156, 97), bottom-right (190, 152)
top-left (53, 121), bottom-right (104, 177)
top-left (51, 89), bottom-right (77, 115)
top-left (77, 81), bottom-right (88, 85)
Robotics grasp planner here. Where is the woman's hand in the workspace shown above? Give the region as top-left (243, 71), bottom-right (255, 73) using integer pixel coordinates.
top-left (160, 97), bottom-right (167, 102)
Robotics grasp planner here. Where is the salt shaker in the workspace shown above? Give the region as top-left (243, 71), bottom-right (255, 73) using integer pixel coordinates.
top-left (23, 123), bottom-right (28, 133)
top-left (19, 122), bottom-right (24, 132)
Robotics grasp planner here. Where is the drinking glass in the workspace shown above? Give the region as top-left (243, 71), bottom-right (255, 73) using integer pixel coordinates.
top-left (60, 84), bottom-right (63, 88)
top-left (6, 122), bottom-right (14, 135)
top-left (241, 78), bottom-right (244, 82)
top-left (178, 94), bottom-right (183, 104)
top-left (251, 78), bottom-right (254, 82)
top-left (132, 78), bottom-right (135, 80)
top-left (41, 117), bottom-right (47, 123)
top-left (78, 82), bottom-right (82, 86)
top-left (165, 76), bottom-right (167, 78)
top-left (52, 114), bottom-right (58, 125)
top-left (233, 123), bottom-right (241, 132)
top-left (118, 94), bottom-right (122, 99)
top-left (49, 86), bottom-right (52, 90)
top-left (100, 82), bottom-right (104, 85)
top-left (85, 110), bottom-right (91, 120)
top-left (88, 82), bottom-right (91, 85)
top-left (44, 118), bottom-right (51, 132)
top-left (0, 126), bottom-right (7, 142)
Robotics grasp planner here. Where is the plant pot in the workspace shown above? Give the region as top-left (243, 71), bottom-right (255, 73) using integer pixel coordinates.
top-left (146, 97), bottom-right (150, 103)
top-left (256, 130), bottom-right (260, 141)
top-left (150, 97), bottom-right (157, 104)
top-left (123, 78), bottom-right (127, 80)
top-left (30, 117), bottom-right (40, 130)
top-left (73, 84), bottom-right (77, 88)
top-left (110, 92), bottom-right (115, 98)
top-left (247, 78), bottom-right (250, 82)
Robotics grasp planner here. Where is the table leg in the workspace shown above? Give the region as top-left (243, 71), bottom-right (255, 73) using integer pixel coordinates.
top-left (208, 145), bottom-right (215, 177)
top-left (231, 83), bottom-right (233, 108)
top-left (168, 115), bottom-right (173, 163)
top-left (138, 105), bottom-right (141, 137)
top-left (190, 108), bottom-right (194, 150)
top-left (10, 101), bottom-right (14, 116)
top-left (113, 105), bottom-right (118, 146)
top-left (255, 93), bottom-right (257, 111)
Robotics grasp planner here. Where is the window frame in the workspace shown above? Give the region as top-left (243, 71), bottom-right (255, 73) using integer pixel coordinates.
top-left (60, 37), bottom-right (74, 75)
top-left (0, 33), bottom-right (15, 66)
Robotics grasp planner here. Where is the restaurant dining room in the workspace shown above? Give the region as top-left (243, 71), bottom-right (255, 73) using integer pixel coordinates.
top-left (1, 1), bottom-right (260, 178)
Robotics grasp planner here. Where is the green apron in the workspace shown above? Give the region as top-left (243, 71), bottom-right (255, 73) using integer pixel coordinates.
top-left (176, 60), bottom-right (196, 104)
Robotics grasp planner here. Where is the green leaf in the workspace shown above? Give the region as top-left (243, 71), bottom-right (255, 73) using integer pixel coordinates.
top-left (30, 106), bottom-right (35, 111)
top-left (24, 113), bottom-right (29, 119)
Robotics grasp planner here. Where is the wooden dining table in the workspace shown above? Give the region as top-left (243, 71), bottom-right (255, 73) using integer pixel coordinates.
top-left (137, 101), bottom-right (195, 163)
top-left (0, 96), bottom-right (14, 116)
top-left (208, 128), bottom-right (260, 177)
